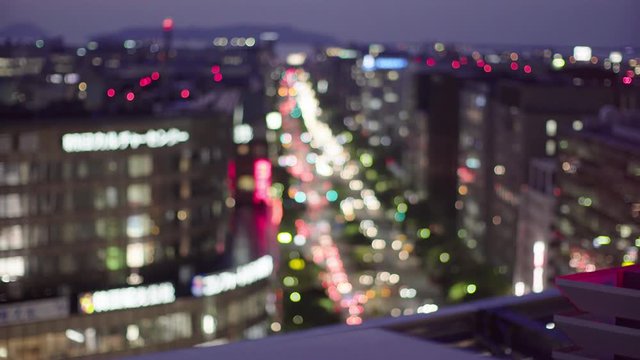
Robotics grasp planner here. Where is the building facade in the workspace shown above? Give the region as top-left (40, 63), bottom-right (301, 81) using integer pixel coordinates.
top-left (0, 115), bottom-right (275, 358)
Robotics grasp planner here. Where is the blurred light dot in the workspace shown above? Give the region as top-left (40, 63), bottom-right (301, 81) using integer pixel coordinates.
top-left (466, 284), bottom-right (477, 294)
top-left (106, 88), bottom-right (116, 98)
top-left (126, 92), bottom-right (135, 101)
top-left (180, 89), bottom-right (190, 99)
top-left (439, 252), bottom-right (450, 263)
top-left (289, 292), bottom-right (301, 302)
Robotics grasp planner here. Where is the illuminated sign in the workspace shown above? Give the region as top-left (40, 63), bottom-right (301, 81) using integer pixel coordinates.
top-left (0, 297), bottom-right (69, 326)
top-left (325, 47), bottom-right (358, 59)
top-left (78, 282), bottom-right (175, 314)
top-left (191, 255), bottom-right (273, 297)
top-left (254, 159), bottom-right (272, 204)
top-left (62, 128), bottom-right (189, 153)
top-left (362, 55), bottom-right (408, 71)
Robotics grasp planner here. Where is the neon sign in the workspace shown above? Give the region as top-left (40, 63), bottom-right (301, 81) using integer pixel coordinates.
top-left (191, 255), bottom-right (273, 297)
top-left (78, 282), bottom-right (175, 314)
top-left (254, 159), bottom-right (272, 204)
top-left (62, 128), bottom-right (189, 153)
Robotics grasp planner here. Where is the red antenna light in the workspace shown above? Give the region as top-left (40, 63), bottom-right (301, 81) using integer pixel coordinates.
top-left (126, 92), bottom-right (135, 101)
top-left (151, 72), bottom-right (160, 81)
top-left (213, 73), bottom-right (223, 82)
top-left (523, 65), bottom-right (532, 74)
top-left (162, 18), bottom-right (174, 31)
top-left (180, 89), bottom-right (190, 98)
top-left (211, 65), bottom-right (220, 74)
top-left (425, 58), bottom-right (436, 67)
top-left (106, 88), bottom-right (116, 98)
top-left (510, 62), bottom-right (519, 71)
top-left (483, 64), bottom-right (492, 73)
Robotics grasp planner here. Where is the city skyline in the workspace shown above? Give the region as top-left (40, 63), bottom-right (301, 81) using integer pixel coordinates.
top-left (3, 0), bottom-right (640, 46)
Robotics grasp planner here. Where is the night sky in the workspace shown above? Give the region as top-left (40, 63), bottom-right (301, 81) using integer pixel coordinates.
top-left (3, 0), bottom-right (639, 46)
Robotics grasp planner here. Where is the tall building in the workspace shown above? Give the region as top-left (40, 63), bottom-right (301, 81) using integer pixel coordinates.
top-left (513, 159), bottom-right (556, 295)
top-left (554, 108), bottom-right (640, 275)
top-left (487, 80), bottom-right (615, 278)
top-left (0, 114), bottom-right (274, 358)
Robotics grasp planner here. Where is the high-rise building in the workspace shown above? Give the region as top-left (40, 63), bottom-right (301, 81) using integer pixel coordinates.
top-left (554, 108), bottom-right (640, 275)
top-left (0, 114), bottom-right (275, 358)
top-left (487, 80), bottom-right (615, 278)
top-left (513, 159), bottom-right (556, 295)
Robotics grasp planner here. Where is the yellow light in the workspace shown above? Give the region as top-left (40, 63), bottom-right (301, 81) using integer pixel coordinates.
top-left (277, 87), bottom-right (288, 97)
top-left (288, 258), bottom-right (305, 271)
top-left (277, 232), bottom-right (293, 244)
top-left (458, 185), bottom-right (468, 196)
top-left (439, 252), bottom-right (450, 263)
top-left (380, 287), bottom-right (391, 298)
top-left (177, 210), bottom-right (188, 221)
top-left (78, 82), bottom-right (87, 91)
top-left (366, 289), bottom-right (376, 299)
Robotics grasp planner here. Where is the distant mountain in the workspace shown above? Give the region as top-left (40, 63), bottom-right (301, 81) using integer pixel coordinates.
top-left (92, 24), bottom-right (339, 45)
top-left (0, 23), bottom-right (48, 39)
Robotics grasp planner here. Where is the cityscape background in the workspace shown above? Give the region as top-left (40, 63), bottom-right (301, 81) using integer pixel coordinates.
top-left (0, 2), bottom-right (639, 359)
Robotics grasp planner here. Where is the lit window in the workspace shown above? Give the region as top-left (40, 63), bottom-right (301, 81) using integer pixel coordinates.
top-left (0, 225), bottom-right (23, 250)
top-left (0, 194), bottom-right (23, 218)
top-left (128, 154), bottom-right (153, 178)
top-left (127, 184), bottom-right (151, 207)
top-left (0, 256), bottom-right (25, 277)
top-left (545, 140), bottom-right (556, 156)
top-left (545, 119), bottom-right (557, 137)
top-left (127, 214), bottom-right (151, 238)
top-left (126, 243), bottom-right (145, 268)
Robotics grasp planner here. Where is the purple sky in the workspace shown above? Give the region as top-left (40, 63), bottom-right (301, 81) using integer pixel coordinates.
top-left (2, 0), bottom-right (638, 46)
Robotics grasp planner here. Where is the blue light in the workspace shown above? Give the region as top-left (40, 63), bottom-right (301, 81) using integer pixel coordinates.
top-left (375, 57), bottom-right (408, 70)
top-left (465, 158), bottom-right (481, 169)
top-left (294, 192), bottom-right (307, 203)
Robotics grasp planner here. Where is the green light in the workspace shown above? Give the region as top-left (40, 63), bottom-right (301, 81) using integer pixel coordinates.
top-left (448, 282), bottom-right (466, 301)
top-left (466, 284), bottom-right (477, 294)
top-left (397, 203), bottom-right (408, 213)
top-left (439, 252), bottom-right (450, 263)
top-left (394, 212), bottom-right (406, 222)
top-left (283, 276), bottom-right (298, 287)
top-left (106, 246), bottom-right (123, 271)
top-left (290, 107), bottom-right (301, 118)
top-left (326, 190), bottom-right (338, 202)
top-left (365, 169), bottom-right (377, 181)
top-left (635, 237), bottom-right (640, 247)
top-left (551, 58), bottom-right (566, 69)
top-left (457, 229), bottom-right (467, 239)
top-left (360, 153), bottom-right (373, 167)
top-left (289, 292), bottom-right (302, 302)
top-left (418, 228), bottom-right (431, 239)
